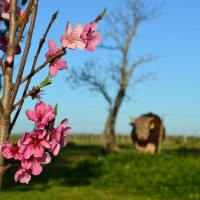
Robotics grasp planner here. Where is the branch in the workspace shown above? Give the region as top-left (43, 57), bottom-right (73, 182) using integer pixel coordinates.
top-left (15, 0), bottom-right (34, 45)
top-left (68, 63), bottom-right (113, 106)
top-left (21, 10), bottom-right (58, 98)
top-left (86, 77), bottom-right (113, 106)
top-left (20, 48), bottom-right (65, 85)
top-left (0, 0), bottom-right (17, 188)
top-left (8, 0), bottom-right (38, 109)
top-left (1, 0), bottom-right (17, 108)
top-left (133, 71), bottom-right (156, 84)
top-left (12, 86), bottom-right (41, 110)
top-left (127, 55), bottom-right (158, 82)
top-left (99, 44), bottom-right (122, 51)
top-left (10, 9), bottom-right (59, 132)
top-left (95, 8), bottom-right (106, 23)
top-left (6, 0), bottom-right (17, 62)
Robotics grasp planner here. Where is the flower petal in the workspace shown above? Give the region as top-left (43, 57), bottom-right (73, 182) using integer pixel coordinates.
top-left (14, 168), bottom-right (31, 184)
top-left (39, 152), bottom-right (51, 164)
top-left (32, 159), bottom-right (42, 175)
top-left (26, 110), bottom-right (37, 121)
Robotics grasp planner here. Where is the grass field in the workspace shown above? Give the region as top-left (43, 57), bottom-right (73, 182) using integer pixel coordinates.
top-left (1, 134), bottom-right (200, 200)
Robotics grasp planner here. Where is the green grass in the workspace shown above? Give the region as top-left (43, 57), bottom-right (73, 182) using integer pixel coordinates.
top-left (1, 135), bottom-right (200, 200)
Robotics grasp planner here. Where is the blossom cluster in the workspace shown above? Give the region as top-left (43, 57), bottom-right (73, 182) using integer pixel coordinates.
top-left (0, 0), bottom-right (103, 185)
top-left (2, 101), bottom-right (71, 184)
top-left (46, 21), bottom-right (101, 77)
top-left (0, 0), bottom-right (101, 76)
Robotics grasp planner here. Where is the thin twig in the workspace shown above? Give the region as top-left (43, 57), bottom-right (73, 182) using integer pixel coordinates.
top-left (12, 86), bottom-right (40, 110)
top-left (15, 0), bottom-right (34, 45)
top-left (9, 0), bottom-right (39, 132)
top-left (3, 163), bottom-right (12, 171)
top-left (21, 10), bottom-right (58, 95)
top-left (95, 9), bottom-right (106, 23)
top-left (10, 10), bottom-right (59, 131)
top-left (20, 10), bottom-right (58, 87)
top-left (20, 48), bottom-right (66, 85)
top-left (10, 0), bottom-right (38, 106)
top-left (99, 44), bottom-right (122, 50)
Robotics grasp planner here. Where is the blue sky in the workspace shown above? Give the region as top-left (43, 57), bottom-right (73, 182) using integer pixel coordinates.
top-left (11, 0), bottom-right (200, 136)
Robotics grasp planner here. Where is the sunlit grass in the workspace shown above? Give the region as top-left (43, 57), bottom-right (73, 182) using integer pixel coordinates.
top-left (1, 135), bottom-right (200, 200)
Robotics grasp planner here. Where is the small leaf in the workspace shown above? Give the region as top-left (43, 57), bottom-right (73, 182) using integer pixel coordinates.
top-left (101, 8), bottom-right (106, 18)
top-left (39, 76), bottom-right (52, 88)
top-left (54, 104), bottom-right (58, 114)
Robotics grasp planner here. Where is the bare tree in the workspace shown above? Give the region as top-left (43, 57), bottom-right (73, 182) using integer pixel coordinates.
top-left (67, 0), bottom-right (159, 152)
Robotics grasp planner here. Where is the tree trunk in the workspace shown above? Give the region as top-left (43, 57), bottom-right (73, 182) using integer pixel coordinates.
top-left (102, 110), bottom-right (118, 152)
top-left (0, 113), bottom-right (10, 189)
top-left (101, 88), bottom-right (125, 152)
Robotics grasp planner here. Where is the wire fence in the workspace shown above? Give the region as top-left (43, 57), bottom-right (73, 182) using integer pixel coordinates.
top-left (12, 112), bottom-right (200, 136)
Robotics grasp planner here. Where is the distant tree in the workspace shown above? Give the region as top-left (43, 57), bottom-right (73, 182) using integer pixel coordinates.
top-left (67, 0), bottom-right (159, 152)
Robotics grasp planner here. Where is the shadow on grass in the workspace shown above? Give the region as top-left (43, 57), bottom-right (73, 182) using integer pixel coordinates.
top-left (2, 142), bottom-right (200, 192)
top-left (2, 142), bottom-right (104, 191)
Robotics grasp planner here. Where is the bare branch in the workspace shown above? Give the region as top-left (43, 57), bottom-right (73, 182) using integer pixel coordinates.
top-left (1, 0), bottom-right (17, 109)
top-left (0, 0), bottom-right (18, 189)
top-left (20, 48), bottom-right (65, 85)
top-left (66, 0), bottom-right (161, 151)
top-left (99, 44), bottom-right (121, 51)
top-left (94, 8), bottom-right (106, 23)
top-left (67, 62), bottom-right (113, 106)
top-left (15, 0), bottom-right (34, 45)
top-left (12, 85), bottom-right (41, 111)
top-left (10, 10), bottom-right (59, 132)
top-left (127, 55), bottom-right (158, 82)
top-left (9, 0), bottom-right (38, 131)
top-left (133, 71), bottom-right (156, 85)
top-left (21, 10), bottom-right (58, 93)
top-left (10, 0), bottom-right (38, 106)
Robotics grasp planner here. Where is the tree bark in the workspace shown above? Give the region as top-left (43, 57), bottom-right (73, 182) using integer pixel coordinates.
top-left (102, 88), bottom-right (125, 152)
top-left (0, 113), bottom-right (10, 190)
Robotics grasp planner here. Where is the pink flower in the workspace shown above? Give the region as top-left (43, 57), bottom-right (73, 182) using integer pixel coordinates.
top-left (2, 141), bottom-right (25, 160)
top-left (21, 130), bottom-right (50, 159)
top-left (48, 119), bottom-right (71, 155)
top-left (26, 101), bottom-right (56, 128)
top-left (14, 168), bottom-right (31, 184)
top-left (61, 22), bottom-right (86, 50)
top-left (21, 152), bottom-right (51, 176)
top-left (39, 151), bottom-right (51, 164)
top-left (6, 56), bottom-right (13, 63)
top-left (55, 119), bottom-right (71, 148)
top-left (0, 35), bottom-right (21, 54)
top-left (45, 40), bottom-right (60, 57)
top-left (0, 0), bottom-right (10, 19)
top-left (22, 158), bottom-right (42, 175)
top-left (49, 59), bottom-right (67, 77)
top-left (0, 0), bottom-right (24, 20)
top-left (49, 138), bottom-right (60, 156)
top-left (45, 40), bottom-right (67, 77)
top-left (2, 100), bottom-right (71, 184)
top-left (81, 22), bottom-right (102, 51)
